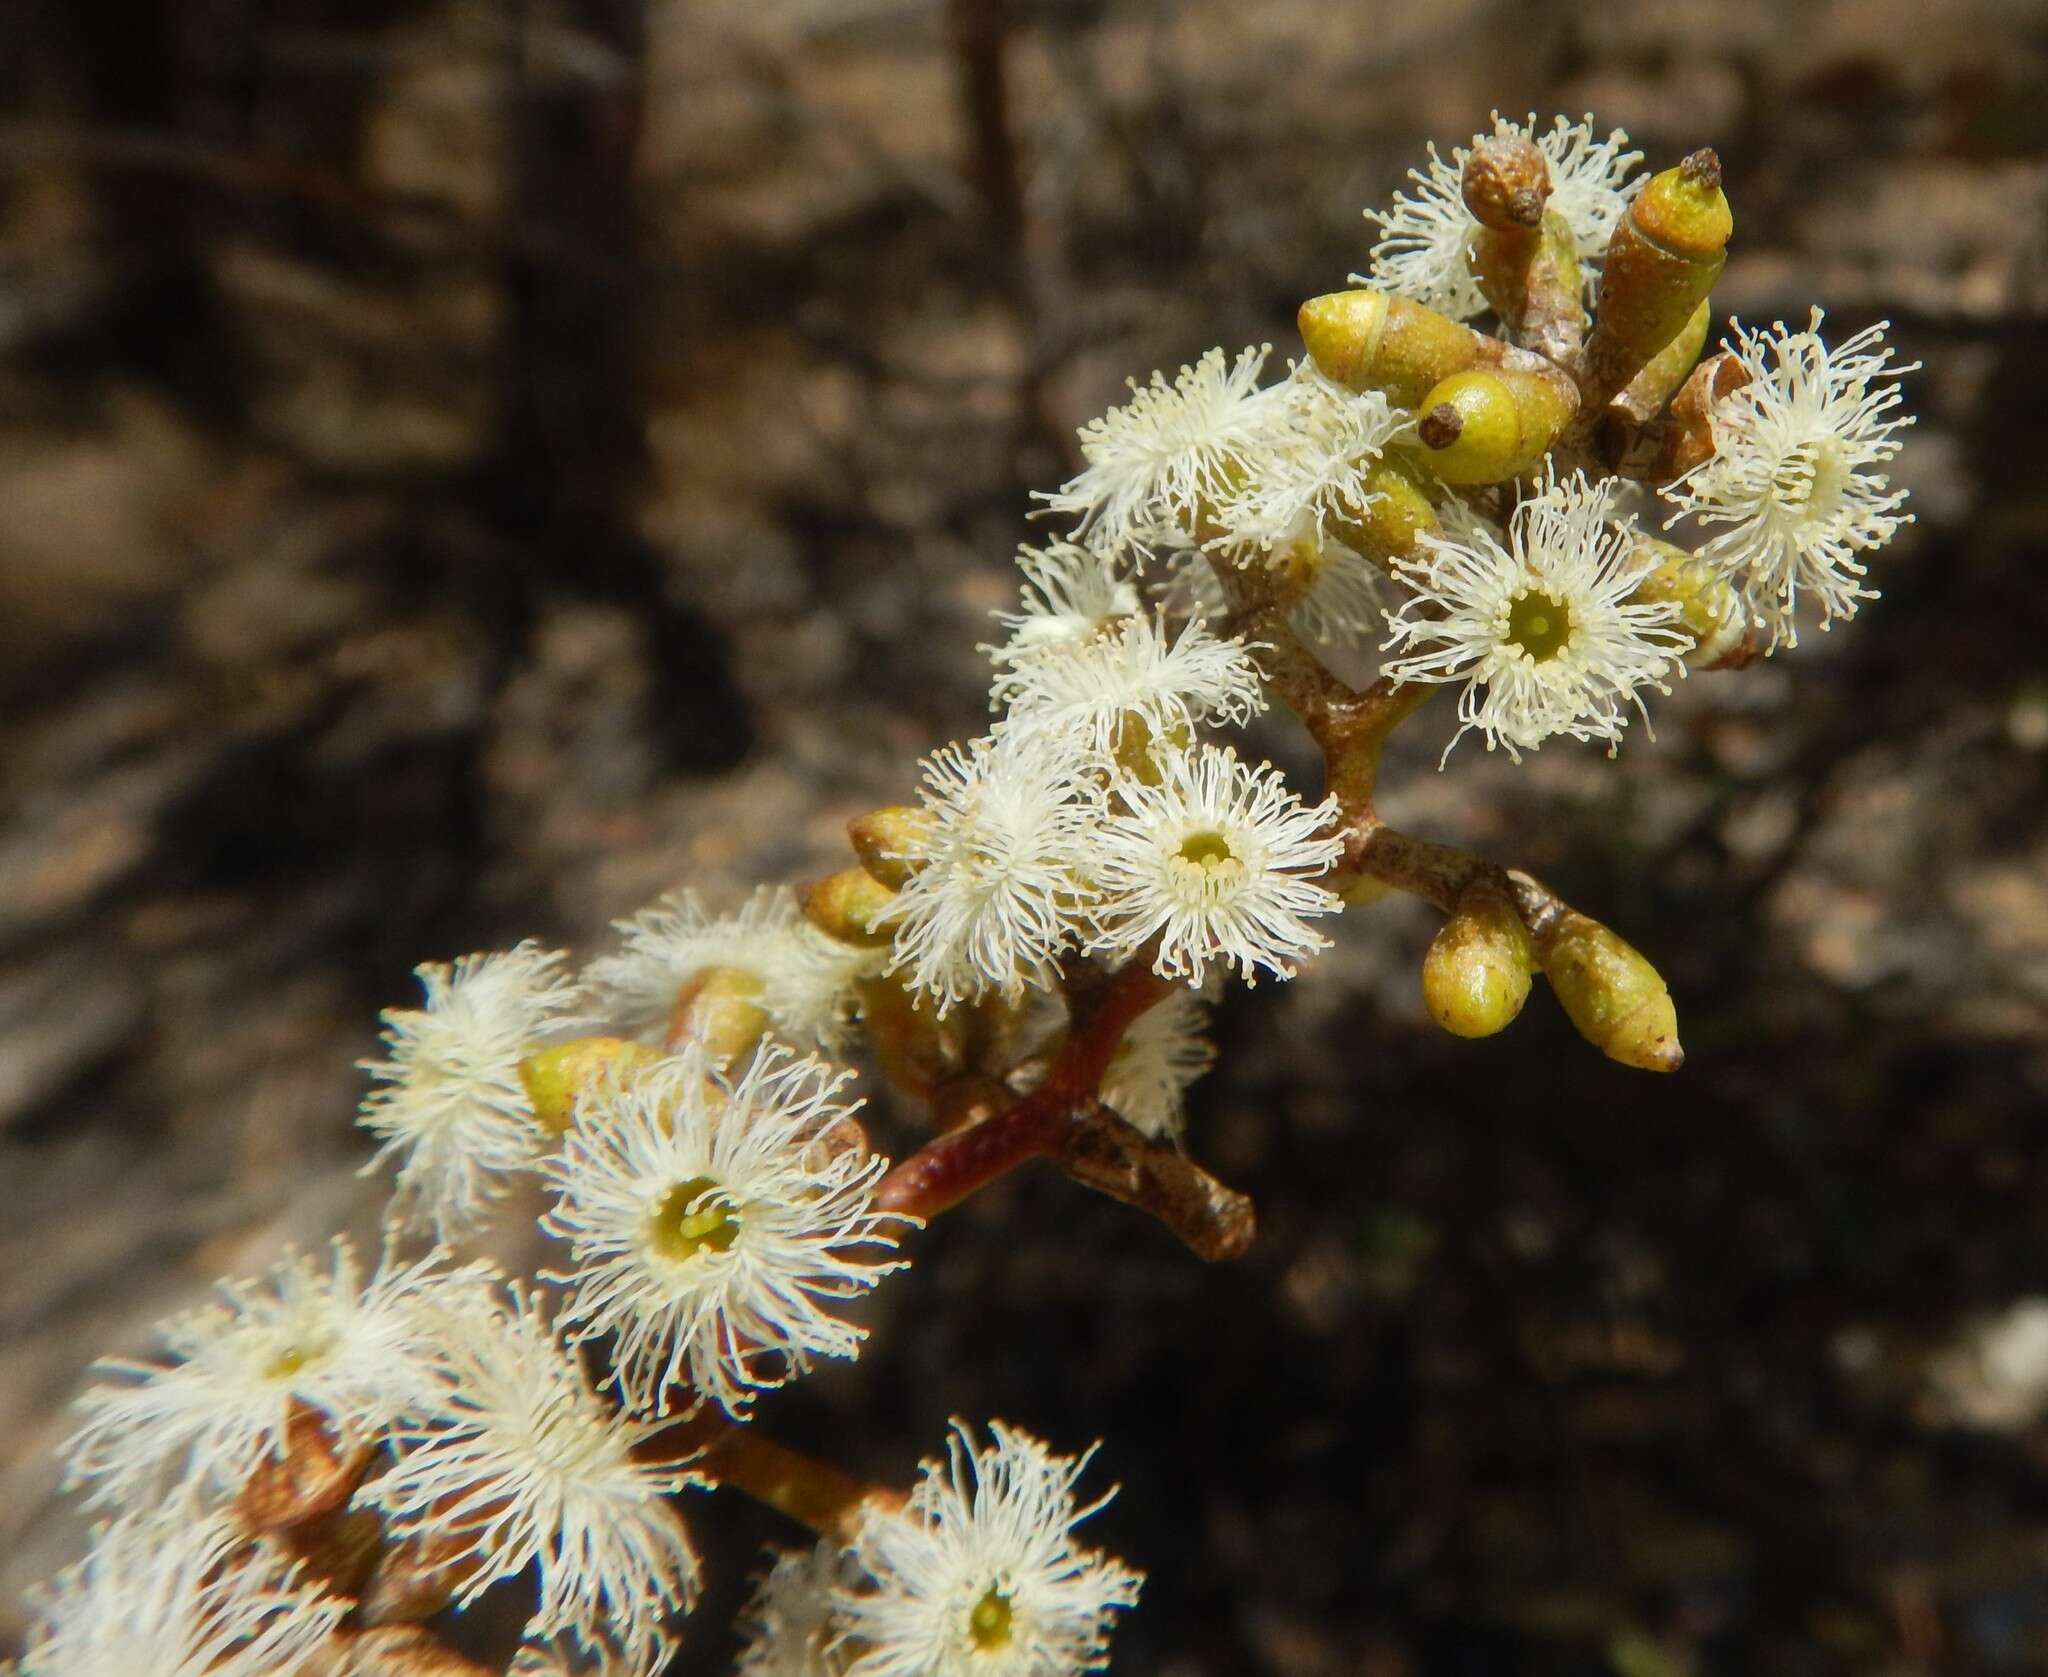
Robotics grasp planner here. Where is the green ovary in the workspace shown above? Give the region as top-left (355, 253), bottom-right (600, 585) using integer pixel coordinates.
top-left (1505, 589), bottom-right (1574, 662)
top-left (647, 1176), bottom-right (742, 1262)
top-left (264, 1342), bottom-right (326, 1381)
top-left (969, 1586), bottom-right (1015, 1651)
top-left (1177, 830), bottom-right (1236, 867)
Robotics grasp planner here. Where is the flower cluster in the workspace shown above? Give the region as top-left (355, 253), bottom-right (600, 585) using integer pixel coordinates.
top-left (18, 109), bottom-right (1917, 1677)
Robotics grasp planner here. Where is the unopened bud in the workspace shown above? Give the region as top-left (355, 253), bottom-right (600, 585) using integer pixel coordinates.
top-left (237, 1405), bottom-right (375, 1534)
top-left (1422, 884), bottom-right (1534, 1038)
top-left (1611, 296), bottom-right (1713, 424)
top-left (1325, 456), bottom-right (1438, 566)
top-left (519, 1036), bottom-right (662, 1134)
top-left (1299, 288), bottom-right (1493, 409)
top-left (805, 866), bottom-right (898, 949)
top-left (1411, 366), bottom-right (1576, 485)
top-left (668, 965), bottom-right (771, 1061)
top-left (1628, 537), bottom-right (1745, 666)
top-left (848, 805), bottom-right (930, 891)
top-left (1535, 910), bottom-right (1683, 1072)
top-left (1581, 149), bottom-right (1732, 411)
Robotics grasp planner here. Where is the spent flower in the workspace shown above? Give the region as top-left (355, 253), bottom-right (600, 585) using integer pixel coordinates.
top-left (67, 1240), bottom-right (492, 1508)
top-left (876, 730), bottom-right (1107, 1011)
top-left (357, 941), bottom-right (586, 1237)
top-left (12, 1512), bottom-right (345, 1677)
top-left (359, 1285), bottom-right (700, 1671)
top-left (585, 885), bottom-right (877, 1054)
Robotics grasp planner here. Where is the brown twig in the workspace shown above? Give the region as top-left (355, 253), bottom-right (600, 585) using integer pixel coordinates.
top-left (1056, 1106), bottom-right (1255, 1261)
top-left (873, 960), bottom-right (1177, 1221)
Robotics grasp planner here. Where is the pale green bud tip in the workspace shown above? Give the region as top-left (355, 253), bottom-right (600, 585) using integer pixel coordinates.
top-left (804, 866), bottom-right (898, 949)
top-left (848, 805), bottom-right (930, 891)
top-left (1422, 887), bottom-right (1534, 1038)
top-left (1297, 288), bottom-right (1386, 390)
top-left (1537, 911), bottom-right (1683, 1072)
top-left (519, 1036), bottom-right (663, 1134)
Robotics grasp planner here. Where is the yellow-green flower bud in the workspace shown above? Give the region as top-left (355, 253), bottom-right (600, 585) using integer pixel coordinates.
top-left (1298, 287), bottom-right (1498, 410)
top-left (519, 1036), bottom-right (663, 1135)
top-left (667, 965), bottom-right (771, 1062)
top-left (1535, 910), bottom-right (1683, 1072)
top-left (804, 866), bottom-right (898, 949)
top-left (1612, 296), bottom-right (1712, 425)
top-left (1627, 537), bottom-right (1745, 666)
top-left (1422, 885), bottom-right (1534, 1038)
top-left (1581, 149), bottom-right (1731, 412)
top-left (1326, 456), bottom-right (1438, 566)
top-left (1412, 367), bottom-right (1577, 486)
top-left (847, 805), bottom-right (930, 891)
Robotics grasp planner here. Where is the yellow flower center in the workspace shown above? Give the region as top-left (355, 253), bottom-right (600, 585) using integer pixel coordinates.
top-left (1177, 830), bottom-right (1236, 867)
top-left (1773, 437), bottom-right (1849, 520)
top-left (1505, 589), bottom-right (1573, 662)
top-left (969, 1586), bottom-right (1015, 1651)
top-left (263, 1343), bottom-right (325, 1381)
top-left (647, 1176), bottom-right (742, 1262)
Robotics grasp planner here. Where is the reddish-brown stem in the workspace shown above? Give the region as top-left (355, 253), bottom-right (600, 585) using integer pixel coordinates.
top-left (1345, 823), bottom-right (1560, 930)
top-left (635, 1409), bottom-right (901, 1544)
top-left (699, 1426), bottom-right (902, 1544)
top-left (874, 960), bottom-right (1177, 1221)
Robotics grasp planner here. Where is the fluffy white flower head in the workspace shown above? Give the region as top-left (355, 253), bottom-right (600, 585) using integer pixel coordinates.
top-left (1359, 112), bottom-right (1641, 318)
top-left (1099, 986), bottom-right (1217, 1143)
top-left (984, 542), bottom-right (1141, 667)
top-left (1204, 363), bottom-right (1412, 555)
top-left (541, 1046), bottom-right (908, 1419)
top-left (14, 1512), bottom-right (345, 1677)
top-left (1038, 345), bottom-right (1279, 558)
top-left (358, 1286), bottom-right (699, 1672)
top-left (1662, 310), bottom-right (1915, 648)
top-left (876, 730), bottom-right (1106, 1013)
top-left (737, 1542), bottom-right (859, 1677)
top-left (358, 941), bottom-right (585, 1237)
top-left (1089, 744), bottom-right (1343, 987)
top-left (835, 1421), bottom-right (1142, 1677)
top-left (992, 613), bottom-right (1264, 761)
top-left (1382, 470), bottom-right (1691, 762)
top-left (67, 1240), bottom-right (487, 1507)
top-left (585, 886), bottom-right (877, 1054)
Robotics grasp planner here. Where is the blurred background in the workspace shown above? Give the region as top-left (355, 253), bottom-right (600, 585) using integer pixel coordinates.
top-left (4, 0), bottom-right (2047, 1671)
